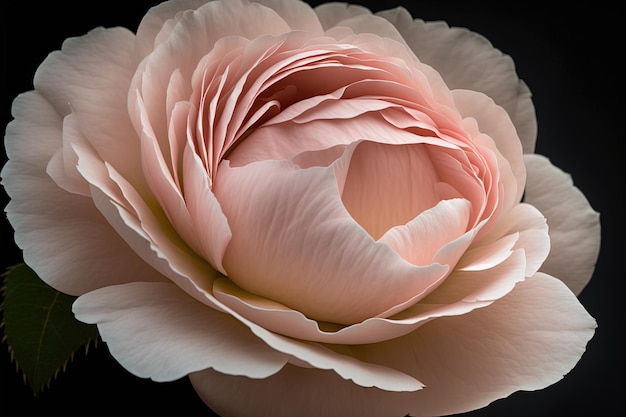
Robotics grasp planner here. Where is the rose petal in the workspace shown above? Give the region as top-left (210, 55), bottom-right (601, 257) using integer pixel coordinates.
top-left (135, 93), bottom-right (232, 273)
top-left (523, 154), bottom-right (601, 295)
top-left (216, 151), bottom-right (449, 325)
top-left (213, 248), bottom-right (526, 345)
top-left (231, 94), bottom-right (460, 167)
top-left (2, 92), bottom-right (165, 295)
top-left (256, 0), bottom-right (324, 34)
top-left (134, 0), bottom-right (209, 63)
top-left (378, 198), bottom-right (471, 266)
top-left (130, 0), bottom-right (294, 165)
top-left (72, 282), bottom-right (288, 381)
top-left (237, 315), bottom-right (424, 392)
top-left (452, 89), bottom-right (526, 212)
top-left (190, 273), bottom-right (596, 417)
top-left (481, 202), bottom-right (550, 277)
top-left (71, 128), bottom-right (225, 309)
top-left (378, 7), bottom-right (537, 153)
top-left (342, 141), bottom-right (468, 240)
top-left (33, 26), bottom-right (143, 184)
top-left (314, 2), bottom-right (371, 31)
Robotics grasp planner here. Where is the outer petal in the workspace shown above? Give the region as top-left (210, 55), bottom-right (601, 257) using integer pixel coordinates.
top-left (1, 92), bottom-right (165, 295)
top-left (523, 154), bottom-right (601, 295)
top-left (72, 282), bottom-right (288, 381)
top-left (133, 0), bottom-right (209, 63)
top-left (190, 273), bottom-right (596, 417)
top-left (377, 7), bottom-right (537, 153)
top-left (33, 26), bottom-right (144, 185)
top-left (256, 0), bottom-right (324, 34)
top-left (314, 2), bottom-right (371, 30)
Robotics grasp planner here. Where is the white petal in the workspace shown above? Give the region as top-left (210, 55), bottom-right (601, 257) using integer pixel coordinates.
top-left (190, 273), bottom-right (595, 417)
top-left (33, 26), bottom-right (143, 183)
top-left (314, 2), bottom-right (371, 31)
top-left (73, 282), bottom-right (288, 381)
top-left (523, 154), bottom-right (601, 295)
top-left (256, 0), bottom-right (324, 33)
top-left (2, 92), bottom-right (164, 295)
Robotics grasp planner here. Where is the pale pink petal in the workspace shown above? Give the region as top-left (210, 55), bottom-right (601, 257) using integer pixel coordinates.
top-left (1, 92), bottom-right (166, 295)
top-left (456, 233), bottom-right (518, 271)
top-left (452, 89), bottom-right (525, 209)
top-left (130, 0), bottom-right (293, 165)
top-left (313, 2), bottom-right (371, 30)
top-left (378, 7), bottom-right (537, 152)
top-left (3, 92), bottom-right (62, 180)
top-left (213, 247), bottom-right (525, 346)
top-left (231, 98), bottom-right (458, 167)
top-left (378, 199), bottom-right (471, 266)
top-left (181, 122), bottom-right (232, 273)
top-left (215, 156), bottom-right (448, 325)
top-left (481, 202), bottom-right (550, 277)
top-left (72, 282), bottom-right (288, 381)
top-left (422, 248), bottom-right (526, 305)
top-left (524, 154), bottom-right (601, 295)
top-left (85, 170), bottom-right (224, 309)
top-left (190, 273), bottom-right (595, 417)
top-left (322, 27), bottom-right (460, 121)
top-left (238, 315), bottom-right (424, 392)
top-left (46, 115), bottom-right (90, 196)
top-left (133, 0), bottom-right (209, 63)
top-left (71, 128), bottom-right (225, 310)
top-left (326, 11), bottom-right (407, 45)
top-left (33, 27), bottom-right (144, 184)
top-left (341, 141), bottom-right (466, 240)
top-left (212, 282), bottom-right (424, 391)
top-left (135, 94), bottom-right (231, 273)
top-left (256, 0), bottom-right (324, 33)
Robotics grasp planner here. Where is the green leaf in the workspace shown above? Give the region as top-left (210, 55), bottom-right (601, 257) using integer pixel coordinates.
top-left (1, 263), bottom-right (99, 394)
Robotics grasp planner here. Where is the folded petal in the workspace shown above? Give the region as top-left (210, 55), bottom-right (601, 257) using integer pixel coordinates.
top-left (216, 153), bottom-right (448, 325)
top-left (378, 198), bottom-right (471, 267)
top-left (33, 26), bottom-right (144, 184)
top-left (256, 0), bottom-right (324, 34)
top-left (130, 0), bottom-right (294, 165)
top-left (523, 154), bottom-right (601, 295)
top-left (190, 273), bottom-right (596, 417)
top-left (452, 88), bottom-right (525, 211)
top-left (133, 0), bottom-right (209, 63)
top-left (314, 2), bottom-right (371, 31)
top-left (2, 92), bottom-right (165, 295)
top-left (135, 93), bottom-right (231, 273)
top-left (471, 202), bottom-right (550, 277)
top-left (213, 247), bottom-right (525, 345)
top-left (73, 282), bottom-right (288, 381)
top-left (71, 128), bottom-right (225, 309)
top-left (341, 141), bottom-right (467, 240)
top-left (378, 7), bottom-right (537, 153)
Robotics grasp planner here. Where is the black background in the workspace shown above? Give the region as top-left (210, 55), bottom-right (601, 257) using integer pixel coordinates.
top-left (1, 1), bottom-right (623, 416)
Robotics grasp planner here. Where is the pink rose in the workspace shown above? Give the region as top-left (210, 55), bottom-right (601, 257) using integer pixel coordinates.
top-left (1, 0), bottom-right (601, 416)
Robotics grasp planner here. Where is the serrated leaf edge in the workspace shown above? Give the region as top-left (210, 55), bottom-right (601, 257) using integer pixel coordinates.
top-left (1, 264), bottom-right (101, 395)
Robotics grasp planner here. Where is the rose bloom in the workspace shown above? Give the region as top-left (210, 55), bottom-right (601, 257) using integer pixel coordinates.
top-left (1, 0), bottom-right (601, 416)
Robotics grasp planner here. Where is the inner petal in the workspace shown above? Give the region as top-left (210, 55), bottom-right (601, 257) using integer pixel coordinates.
top-left (341, 141), bottom-right (465, 240)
